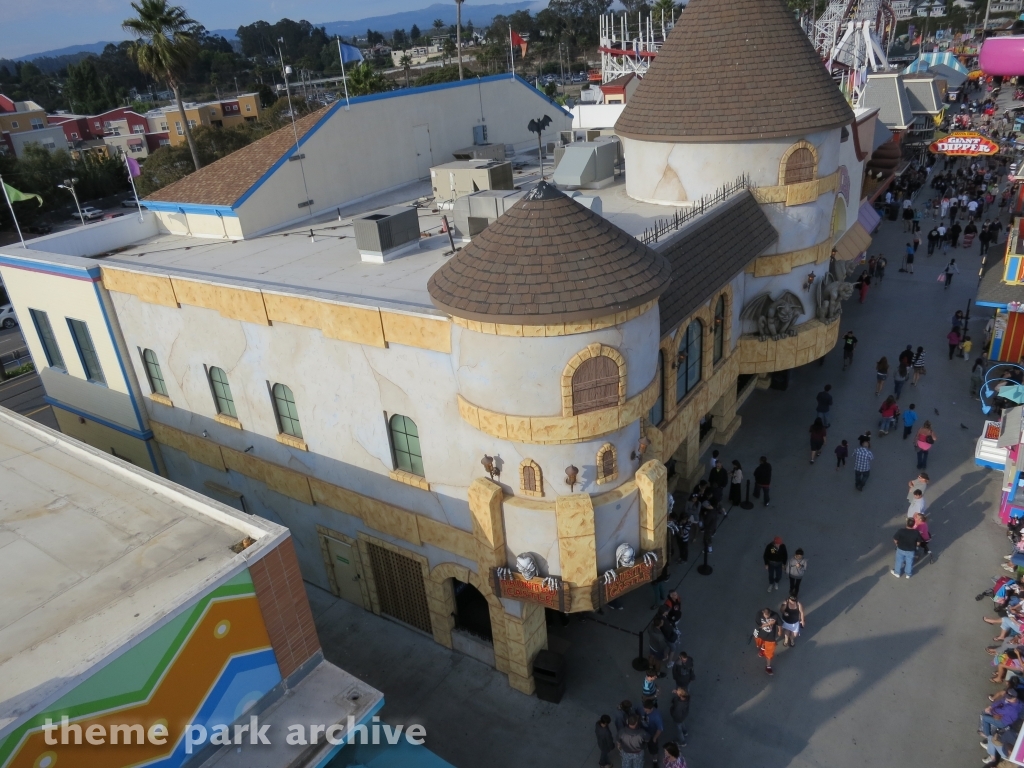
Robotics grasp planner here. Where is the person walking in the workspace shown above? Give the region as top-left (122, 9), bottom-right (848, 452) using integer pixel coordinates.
top-left (913, 512), bottom-right (932, 562)
top-left (927, 226), bottom-right (939, 255)
top-left (857, 270), bottom-right (871, 303)
top-left (815, 384), bottom-right (833, 427)
top-left (779, 595), bottom-right (805, 647)
top-left (708, 460), bottom-right (729, 509)
top-left (753, 607), bottom-right (782, 676)
top-left (648, 619), bottom-right (669, 675)
top-left (596, 715), bottom-right (616, 768)
top-left (875, 357), bottom-right (889, 395)
top-left (763, 536), bottom-right (788, 592)
top-left (729, 460), bottom-right (743, 506)
top-left (672, 651), bottom-right (696, 692)
top-left (907, 488), bottom-right (926, 519)
top-left (877, 395), bottom-right (899, 435)
top-left (947, 327), bottom-right (961, 359)
top-left (911, 347), bottom-right (926, 385)
top-left (905, 242), bottom-right (915, 274)
top-left (638, 699), bottom-right (664, 768)
top-left (949, 220), bottom-right (962, 248)
top-left (893, 363), bottom-right (909, 400)
top-left (663, 742), bottom-right (687, 768)
top-left (853, 439), bottom-right (874, 491)
top-left (787, 549), bottom-right (807, 597)
top-left (668, 689), bottom-right (690, 748)
top-left (972, 358), bottom-right (986, 398)
top-left (898, 344), bottom-right (915, 369)
top-left (617, 715), bottom-right (648, 768)
top-left (943, 258), bottom-right (961, 289)
top-left (753, 456), bottom-right (772, 507)
top-left (841, 331), bottom-right (858, 371)
top-left (808, 417), bottom-right (827, 463)
top-left (876, 255), bottom-right (887, 282)
top-left (907, 471), bottom-right (929, 507)
top-left (835, 439), bottom-right (848, 470)
top-left (892, 518), bottom-right (924, 579)
top-left (916, 421), bottom-right (937, 469)
top-left (902, 403), bottom-right (918, 439)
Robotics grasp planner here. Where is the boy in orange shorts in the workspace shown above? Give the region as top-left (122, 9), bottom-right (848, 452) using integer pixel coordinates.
top-left (753, 607), bottom-right (782, 675)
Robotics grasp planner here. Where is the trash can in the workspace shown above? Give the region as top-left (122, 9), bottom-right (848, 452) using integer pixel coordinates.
top-left (533, 649), bottom-right (566, 703)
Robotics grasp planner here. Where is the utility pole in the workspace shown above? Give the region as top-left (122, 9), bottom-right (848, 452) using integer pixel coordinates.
top-left (982, 0), bottom-right (992, 41)
top-left (456, 0), bottom-right (464, 80)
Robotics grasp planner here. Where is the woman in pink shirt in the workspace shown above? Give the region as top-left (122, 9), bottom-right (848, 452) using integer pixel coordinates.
top-left (877, 396), bottom-right (899, 435)
top-left (913, 512), bottom-right (932, 561)
top-left (947, 328), bottom-right (961, 360)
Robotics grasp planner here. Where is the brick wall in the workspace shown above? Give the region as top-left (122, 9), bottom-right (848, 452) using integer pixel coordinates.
top-left (250, 537), bottom-right (321, 678)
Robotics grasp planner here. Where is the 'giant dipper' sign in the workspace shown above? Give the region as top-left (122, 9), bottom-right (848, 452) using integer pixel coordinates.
top-left (928, 132), bottom-right (999, 157)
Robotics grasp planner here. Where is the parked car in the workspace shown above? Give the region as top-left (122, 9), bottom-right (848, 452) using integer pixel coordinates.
top-left (72, 206), bottom-right (104, 221)
top-left (120, 198), bottom-right (138, 208)
top-left (26, 223), bottom-right (53, 235)
top-left (101, 212), bottom-right (125, 221)
top-left (0, 304), bottom-right (18, 329)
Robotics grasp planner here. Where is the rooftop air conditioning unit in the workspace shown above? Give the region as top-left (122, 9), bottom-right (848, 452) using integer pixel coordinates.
top-left (451, 144), bottom-right (506, 161)
top-left (452, 189), bottom-right (525, 240)
top-left (473, 124), bottom-right (488, 145)
top-left (552, 139), bottom-right (618, 190)
top-left (560, 130), bottom-right (574, 145)
top-left (353, 206), bottom-right (421, 263)
top-left (430, 160), bottom-right (514, 203)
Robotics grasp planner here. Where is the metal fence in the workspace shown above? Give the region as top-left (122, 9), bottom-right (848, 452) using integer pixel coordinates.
top-left (638, 174), bottom-right (752, 245)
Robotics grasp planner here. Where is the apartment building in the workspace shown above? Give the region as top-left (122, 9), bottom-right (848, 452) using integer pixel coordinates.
top-left (0, 94), bottom-right (66, 157)
top-left (155, 93), bottom-right (261, 148)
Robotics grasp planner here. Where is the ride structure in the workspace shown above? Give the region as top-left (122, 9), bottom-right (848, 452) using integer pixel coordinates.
top-left (597, 13), bottom-right (670, 83)
top-left (810, 0), bottom-right (897, 99)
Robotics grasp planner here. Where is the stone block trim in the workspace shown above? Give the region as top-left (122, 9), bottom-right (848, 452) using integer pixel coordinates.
top-left (561, 343), bottom-right (627, 417)
top-left (518, 459), bottom-right (544, 497)
top-left (249, 537), bottom-right (322, 679)
top-left (149, 392), bottom-right (173, 408)
top-left (745, 239), bottom-right (833, 277)
top-left (636, 461), bottom-right (668, 554)
top-left (595, 443), bottom-right (618, 485)
top-left (101, 267), bottom-right (451, 354)
top-left (389, 469), bottom-right (430, 491)
top-left (458, 373), bottom-right (660, 445)
top-left (451, 300), bottom-right (657, 338)
top-left (778, 140), bottom-right (819, 186)
top-left (737, 318), bottom-right (840, 375)
top-left (749, 169), bottom-right (839, 207)
top-left (555, 494), bottom-right (597, 587)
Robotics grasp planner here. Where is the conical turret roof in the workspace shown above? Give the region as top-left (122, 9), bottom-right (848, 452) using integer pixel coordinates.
top-left (427, 182), bottom-right (671, 324)
top-left (615, 0), bottom-right (854, 142)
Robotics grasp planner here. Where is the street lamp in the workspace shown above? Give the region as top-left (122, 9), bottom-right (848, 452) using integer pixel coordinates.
top-left (58, 178), bottom-right (83, 224)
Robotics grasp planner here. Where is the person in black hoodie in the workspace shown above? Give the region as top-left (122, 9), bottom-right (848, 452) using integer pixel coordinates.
top-left (672, 651), bottom-right (696, 691)
top-left (752, 456), bottom-right (772, 507)
top-left (763, 536), bottom-right (788, 592)
top-left (595, 714), bottom-right (616, 768)
top-left (669, 688), bottom-right (690, 747)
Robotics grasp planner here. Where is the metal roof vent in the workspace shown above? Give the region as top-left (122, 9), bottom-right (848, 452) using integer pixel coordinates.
top-left (353, 206), bottom-right (421, 263)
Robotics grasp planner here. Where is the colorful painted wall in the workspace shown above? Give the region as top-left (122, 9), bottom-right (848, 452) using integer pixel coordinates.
top-left (0, 571), bottom-right (281, 768)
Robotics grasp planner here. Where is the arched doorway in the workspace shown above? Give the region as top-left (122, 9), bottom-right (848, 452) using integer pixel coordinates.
top-left (452, 578), bottom-right (493, 642)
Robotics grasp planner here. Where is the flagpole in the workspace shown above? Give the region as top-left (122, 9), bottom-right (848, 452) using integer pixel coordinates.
top-left (0, 174), bottom-right (26, 249)
top-left (509, 26), bottom-right (515, 79)
top-left (338, 38), bottom-right (351, 110)
top-left (124, 154), bottom-right (143, 223)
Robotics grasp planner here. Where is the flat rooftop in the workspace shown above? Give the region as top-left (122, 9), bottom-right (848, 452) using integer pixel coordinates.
top-left (0, 409), bottom-right (287, 736)
top-left (76, 161), bottom-right (698, 316)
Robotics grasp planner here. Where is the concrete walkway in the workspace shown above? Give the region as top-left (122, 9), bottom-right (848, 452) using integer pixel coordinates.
top-left (311, 204), bottom-right (1007, 767)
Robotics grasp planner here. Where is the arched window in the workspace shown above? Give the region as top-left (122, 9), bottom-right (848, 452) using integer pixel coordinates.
top-left (713, 295), bottom-right (726, 364)
top-left (208, 366), bottom-right (236, 418)
top-left (389, 414), bottom-right (424, 477)
top-left (676, 320), bottom-right (703, 402)
top-left (648, 351), bottom-right (664, 426)
top-left (572, 355), bottom-right (619, 415)
top-left (597, 443), bottom-right (618, 484)
top-left (519, 459), bottom-right (543, 497)
top-left (784, 147), bottom-right (816, 184)
top-left (271, 383), bottom-right (303, 438)
top-left (831, 198), bottom-right (847, 242)
top-left (142, 348), bottom-right (167, 396)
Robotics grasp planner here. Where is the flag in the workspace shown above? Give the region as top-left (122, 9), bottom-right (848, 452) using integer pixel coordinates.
top-left (510, 30), bottom-right (527, 56)
top-left (126, 156), bottom-right (141, 178)
top-left (3, 183), bottom-right (42, 206)
top-left (339, 42), bottom-right (363, 64)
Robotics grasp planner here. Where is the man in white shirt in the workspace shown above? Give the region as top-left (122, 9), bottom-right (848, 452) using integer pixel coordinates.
top-left (968, 199), bottom-right (979, 216)
top-left (908, 490), bottom-right (926, 518)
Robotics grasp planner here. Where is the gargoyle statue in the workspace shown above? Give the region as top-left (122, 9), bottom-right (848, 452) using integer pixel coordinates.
top-left (815, 272), bottom-right (854, 323)
top-left (740, 291), bottom-right (806, 341)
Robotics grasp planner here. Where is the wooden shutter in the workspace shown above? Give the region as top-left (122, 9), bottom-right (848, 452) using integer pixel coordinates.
top-left (601, 449), bottom-right (615, 478)
top-left (784, 148), bottom-right (815, 185)
top-left (572, 356), bottom-right (620, 414)
top-left (366, 543), bottom-right (432, 633)
top-left (523, 465), bottom-right (536, 492)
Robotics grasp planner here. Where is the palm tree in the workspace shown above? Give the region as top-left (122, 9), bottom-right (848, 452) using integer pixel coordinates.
top-left (399, 53), bottom-right (413, 87)
top-left (653, 0), bottom-right (679, 27)
top-left (455, 0), bottom-right (464, 80)
top-left (348, 62), bottom-right (389, 96)
top-left (432, 18), bottom-right (446, 36)
top-left (123, 0), bottom-right (203, 170)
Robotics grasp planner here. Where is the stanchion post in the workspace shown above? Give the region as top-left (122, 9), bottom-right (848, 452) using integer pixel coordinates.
top-left (632, 630), bottom-right (649, 670)
top-left (697, 544), bottom-right (713, 576)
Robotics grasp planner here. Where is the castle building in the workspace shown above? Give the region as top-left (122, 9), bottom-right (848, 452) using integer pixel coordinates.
top-left (0, 0), bottom-right (878, 696)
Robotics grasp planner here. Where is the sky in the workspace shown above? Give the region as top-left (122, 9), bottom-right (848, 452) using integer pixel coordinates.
top-left (0, 0), bottom-right (440, 60)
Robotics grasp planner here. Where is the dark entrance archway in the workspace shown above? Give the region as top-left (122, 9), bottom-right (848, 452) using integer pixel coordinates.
top-left (452, 578), bottom-right (493, 642)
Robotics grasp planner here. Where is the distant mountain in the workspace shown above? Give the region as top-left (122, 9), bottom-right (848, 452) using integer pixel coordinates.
top-left (14, 41), bottom-right (116, 62)
top-left (317, 2), bottom-right (535, 39)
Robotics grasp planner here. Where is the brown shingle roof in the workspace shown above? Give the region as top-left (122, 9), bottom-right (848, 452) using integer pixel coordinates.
top-left (615, 0), bottom-right (854, 143)
top-left (427, 182), bottom-right (671, 323)
top-left (145, 107), bottom-right (330, 207)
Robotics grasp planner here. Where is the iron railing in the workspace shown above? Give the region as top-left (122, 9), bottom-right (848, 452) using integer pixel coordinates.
top-left (638, 174), bottom-right (752, 245)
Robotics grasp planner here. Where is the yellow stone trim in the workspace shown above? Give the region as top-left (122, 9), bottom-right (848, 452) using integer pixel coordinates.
top-left (221, 444), bottom-right (313, 504)
top-left (555, 493), bottom-right (597, 588)
top-left (745, 238), bottom-right (834, 277)
top-left (451, 300), bottom-right (657, 337)
top-left (750, 169), bottom-right (839, 208)
top-left (595, 442), bottom-right (618, 485)
top-left (458, 372), bottom-right (659, 445)
top-left (518, 459), bottom-right (544, 497)
top-left (148, 392), bottom-right (173, 407)
top-left (215, 413), bottom-right (242, 430)
top-left (737, 318), bottom-right (840, 374)
top-left (150, 420), bottom-right (225, 471)
top-left (778, 140), bottom-right (819, 186)
top-left (315, 525), bottom-right (370, 610)
top-left (636, 460), bottom-right (668, 553)
top-left (101, 268), bottom-right (452, 353)
top-left (389, 468), bottom-right (430, 491)
top-left (561, 343), bottom-right (627, 417)
top-left (276, 432), bottom-right (308, 451)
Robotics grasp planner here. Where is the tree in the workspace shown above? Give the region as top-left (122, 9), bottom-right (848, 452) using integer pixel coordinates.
top-left (432, 18), bottom-right (447, 36)
top-left (399, 53), bottom-right (413, 88)
top-left (410, 24), bottom-right (422, 41)
top-left (65, 59), bottom-right (110, 114)
top-left (442, 38), bottom-right (457, 65)
top-left (346, 61), bottom-right (388, 96)
top-left (652, 0), bottom-right (679, 25)
top-left (393, 29), bottom-right (409, 48)
top-left (123, 0), bottom-right (204, 171)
